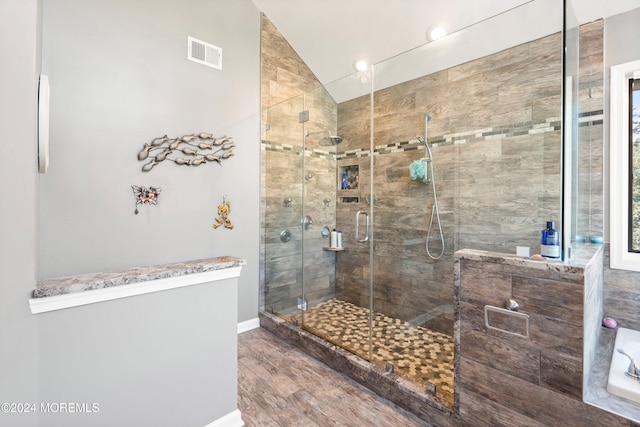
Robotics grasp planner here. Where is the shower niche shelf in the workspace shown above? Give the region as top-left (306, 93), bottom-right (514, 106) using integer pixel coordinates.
top-left (339, 196), bottom-right (359, 204)
top-left (323, 247), bottom-right (346, 252)
top-left (338, 165), bottom-right (359, 190)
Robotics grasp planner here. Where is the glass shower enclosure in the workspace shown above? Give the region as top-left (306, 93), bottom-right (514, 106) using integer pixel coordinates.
top-left (263, 69), bottom-right (458, 407)
top-left (262, 0), bottom-right (568, 411)
top-left (262, 84), bottom-right (342, 324)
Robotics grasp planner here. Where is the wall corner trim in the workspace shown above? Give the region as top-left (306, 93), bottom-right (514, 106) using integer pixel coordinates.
top-left (29, 267), bottom-right (242, 315)
top-left (237, 317), bottom-right (260, 334)
top-left (203, 409), bottom-right (245, 427)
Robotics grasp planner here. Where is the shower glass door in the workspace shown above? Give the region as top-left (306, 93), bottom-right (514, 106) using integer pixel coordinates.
top-left (297, 84), bottom-right (341, 336)
top-left (298, 82), bottom-right (375, 361)
top-left (367, 61), bottom-right (456, 408)
top-left (263, 94), bottom-right (305, 321)
top-left (305, 71), bottom-right (375, 362)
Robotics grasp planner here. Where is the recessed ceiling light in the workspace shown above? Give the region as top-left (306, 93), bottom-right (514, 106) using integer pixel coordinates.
top-left (429, 27), bottom-right (446, 41)
top-left (354, 60), bottom-right (369, 72)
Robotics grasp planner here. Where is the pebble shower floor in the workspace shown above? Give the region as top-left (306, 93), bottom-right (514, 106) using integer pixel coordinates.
top-left (296, 298), bottom-right (454, 408)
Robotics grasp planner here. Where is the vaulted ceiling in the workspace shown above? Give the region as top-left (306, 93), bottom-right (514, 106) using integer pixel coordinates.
top-left (251, 0), bottom-right (640, 102)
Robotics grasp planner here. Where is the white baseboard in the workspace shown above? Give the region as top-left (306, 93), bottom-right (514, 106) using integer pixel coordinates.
top-left (204, 409), bottom-right (244, 427)
top-left (237, 317), bottom-right (259, 334)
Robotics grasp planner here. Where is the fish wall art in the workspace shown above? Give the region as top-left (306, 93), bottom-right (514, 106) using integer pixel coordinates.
top-left (138, 132), bottom-right (235, 172)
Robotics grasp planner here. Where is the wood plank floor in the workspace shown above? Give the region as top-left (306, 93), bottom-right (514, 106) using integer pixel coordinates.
top-left (238, 327), bottom-right (432, 427)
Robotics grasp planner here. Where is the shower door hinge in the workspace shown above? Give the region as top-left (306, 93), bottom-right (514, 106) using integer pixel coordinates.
top-left (299, 110), bottom-right (309, 123)
top-left (425, 381), bottom-right (437, 396)
top-left (297, 297), bottom-right (308, 311)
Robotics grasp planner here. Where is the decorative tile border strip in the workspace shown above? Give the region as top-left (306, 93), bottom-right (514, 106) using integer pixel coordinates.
top-left (263, 143), bottom-right (303, 155)
top-left (578, 110), bottom-right (604, 127)
top-left (263, 141), bottom-right (335, 160)
top-left (262, 111), bottom-right (602, 160)
top-left (340, 148), bottom-right (372, 159)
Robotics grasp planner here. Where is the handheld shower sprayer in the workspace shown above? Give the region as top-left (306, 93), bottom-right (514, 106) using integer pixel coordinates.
top-left (418, 112), bottom-right (434, 160)
top-left (417, 112), bottom-right (444, 260)
top-left (416, 136), bottom-right (433, 163)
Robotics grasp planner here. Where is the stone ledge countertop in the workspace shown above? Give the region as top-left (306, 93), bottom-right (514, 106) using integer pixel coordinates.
top-left (454, 243), bottom-right (602, 273)
top-left (33, 256), bottom-right (246, 298)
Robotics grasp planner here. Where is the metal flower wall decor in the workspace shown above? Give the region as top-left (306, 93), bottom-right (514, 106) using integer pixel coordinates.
top-left (132, 185), bottom-right (162, 214)
top-left (137, 132), bottom-right (235, 172)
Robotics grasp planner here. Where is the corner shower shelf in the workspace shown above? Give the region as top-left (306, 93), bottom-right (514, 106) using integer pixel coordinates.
top-left (323, 247), bottom-right (346, 252)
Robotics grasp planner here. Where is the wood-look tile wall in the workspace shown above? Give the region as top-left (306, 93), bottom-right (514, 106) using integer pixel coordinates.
top-left (261, 15), bottom-right (606, 341)
top-left (335, 32), bottom-right (565, 335)
top-left (456, 251), bottom-right (630, 427)
top-left (604, 245), bottom-right (640, 331)
top-left (261, 15), bottom-right (339, 313)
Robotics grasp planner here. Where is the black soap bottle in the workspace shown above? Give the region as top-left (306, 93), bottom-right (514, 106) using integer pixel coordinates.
top-left (541, 221), bottom-right (560, 259)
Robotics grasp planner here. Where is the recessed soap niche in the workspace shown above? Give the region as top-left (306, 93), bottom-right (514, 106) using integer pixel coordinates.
top-left (338, 165), bottom-right (359, 190)
top-left (338, 164), bottom-right (359, 204)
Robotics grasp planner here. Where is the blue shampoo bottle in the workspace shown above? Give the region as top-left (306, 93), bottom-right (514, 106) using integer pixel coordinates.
top-left (541, 221), bottom-right (560, 259)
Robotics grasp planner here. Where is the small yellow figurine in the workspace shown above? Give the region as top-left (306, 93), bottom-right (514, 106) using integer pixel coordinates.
top-left (213, 195), bottom-right (233, 229)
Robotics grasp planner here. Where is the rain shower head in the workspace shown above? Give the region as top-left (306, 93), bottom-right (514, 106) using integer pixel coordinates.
top-left (306, 130), bottom-right (343, 146)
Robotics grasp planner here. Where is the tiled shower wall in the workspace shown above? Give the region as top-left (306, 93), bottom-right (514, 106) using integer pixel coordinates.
top-left (261, 14), bottom-right (606, 334)
top-left (335, 33), bottom-right (565, 335)
top-left (332, 21), bottom-right (603, 335)
top-left (261, 15), bottom-right (339, 313)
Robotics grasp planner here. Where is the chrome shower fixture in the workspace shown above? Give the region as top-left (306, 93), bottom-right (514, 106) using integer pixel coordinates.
top-left (417, 112), bottom-right (444, 260)
top-left (305, 130), bottom-right (343, 146)
top-left (415, 136), bottom-right (433, 184)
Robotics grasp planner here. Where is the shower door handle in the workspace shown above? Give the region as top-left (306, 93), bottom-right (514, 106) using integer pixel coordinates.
top-left (355, 210), bottom-right (369, 243)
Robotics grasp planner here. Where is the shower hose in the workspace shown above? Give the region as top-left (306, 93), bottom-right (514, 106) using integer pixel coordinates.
top-left (426, 163), bottom-right (445, 260)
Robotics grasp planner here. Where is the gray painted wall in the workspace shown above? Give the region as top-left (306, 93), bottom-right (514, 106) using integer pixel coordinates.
top-left (0, 1), bottom-right (41, 426)
top-left (38, 278), bottom-right (239, 427)
top-left (1, 1), bottom-right (259, 426)
top-left (39, 0), bottom-right (261, 323)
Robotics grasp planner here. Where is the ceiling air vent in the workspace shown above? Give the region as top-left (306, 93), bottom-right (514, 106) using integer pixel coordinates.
top-left (187, 36), bottom-right (222, 70)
